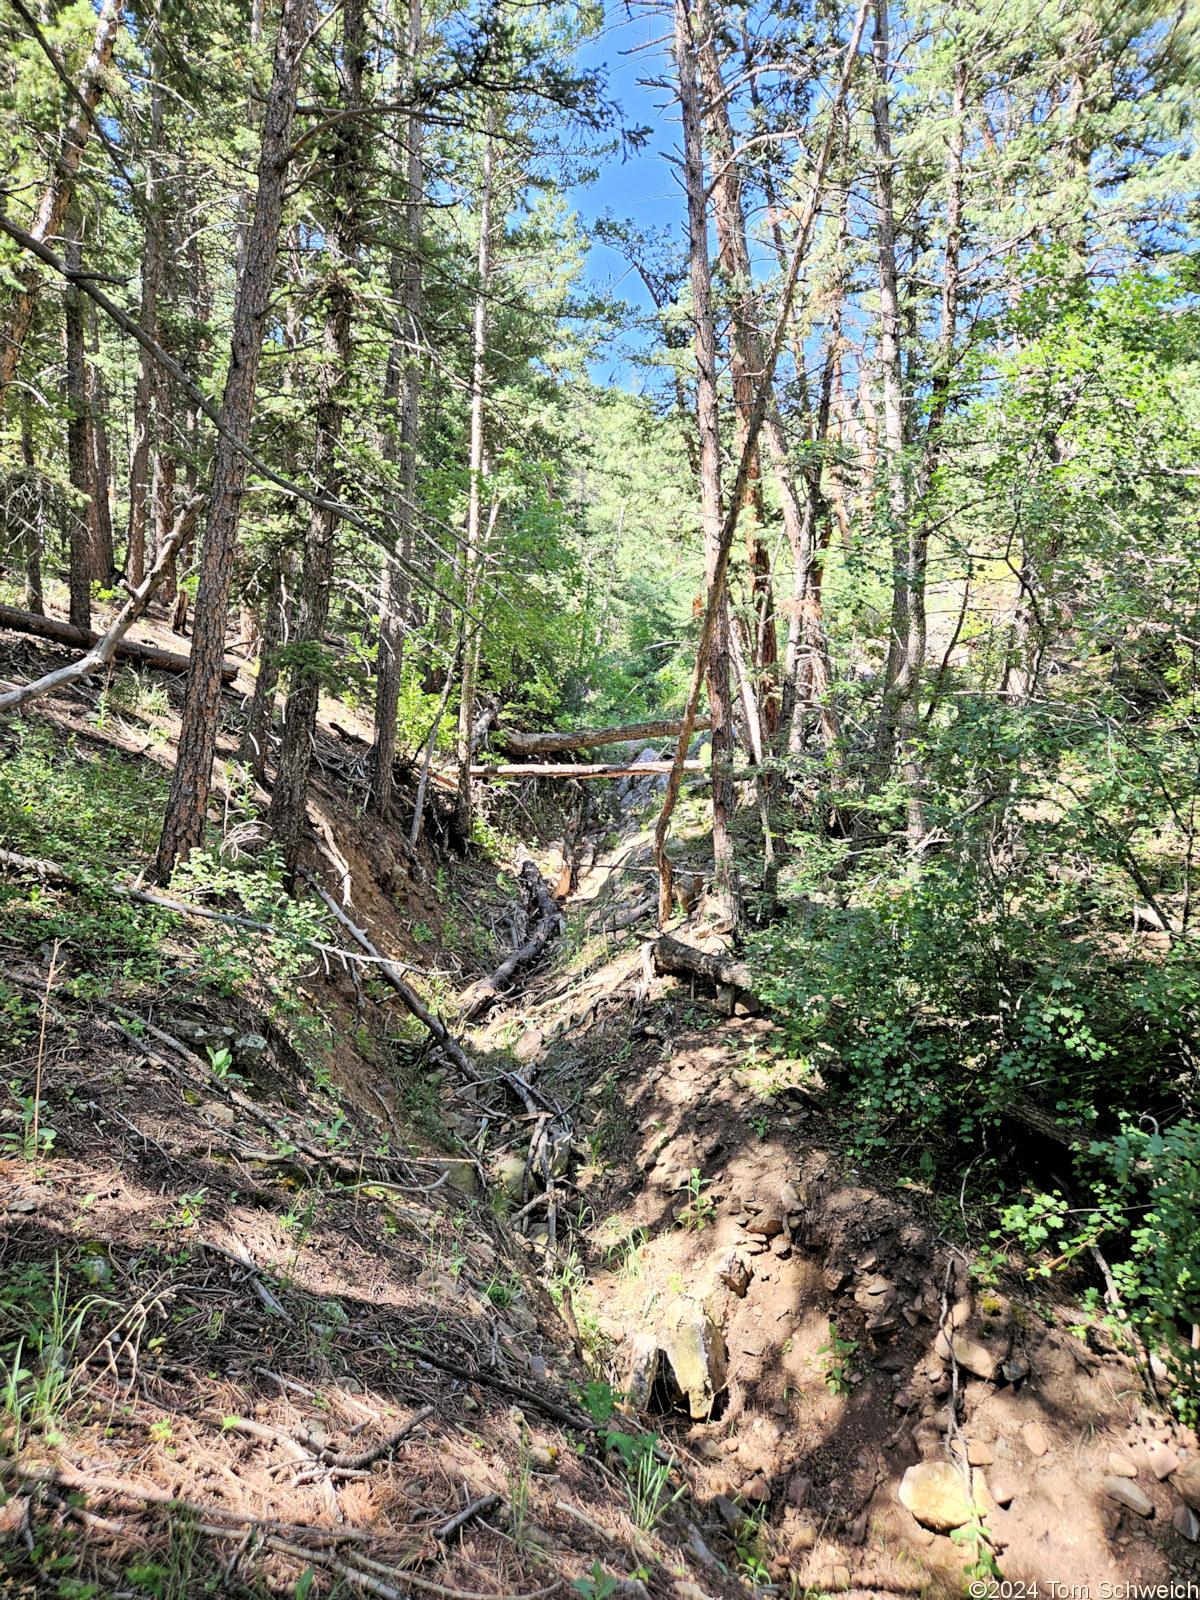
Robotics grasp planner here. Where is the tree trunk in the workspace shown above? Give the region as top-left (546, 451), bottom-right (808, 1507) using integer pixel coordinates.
top-left (869, 0), bottom-right (925, 840)
top-left (19, 418), bottom-right (43, 615)
top-left (695, 7), bottom-right (778, 737)
top-left (64, 216), bottom-right (93, 631)
top-left (453, 106), bottom-right (496, 848)
top-left (675, 0), bottom-right (736, 927)
top-left (239, 557), bottom-right (287, 782)
top-left (267, 0), bottom-right (364, 875)
top-left (127, 20), bottom-right (166, 588)
top-left (86, 311), bottom-right (116, 583)
top-left (154, 0), bottom-right (314, 883)
top-left (369, 0), bottom-right (424, 820)
top-left (0, 0), bottom-right (120, 413)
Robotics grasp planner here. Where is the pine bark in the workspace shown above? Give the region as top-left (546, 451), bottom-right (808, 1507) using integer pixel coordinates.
top-left (869, 0), bottom-right (925, 839)
top-left (0, 0), bottom-right (120, 413)
top-left (19, 418), bottom-right (43, 615)
top-left (369, 0), bottom-right (424, 819)
top-left (64, 216), bottom-right (93, 630)
top-left (675, 0), bottom-right (736, 925)
top-left (154, 0), bottom-right (314, 883)
top-left (453, 107), bottom-right (496, 848)
top-left (267, 0), bottom-right (365, 874)
top-left (86, 311), bottom-right (116, 583)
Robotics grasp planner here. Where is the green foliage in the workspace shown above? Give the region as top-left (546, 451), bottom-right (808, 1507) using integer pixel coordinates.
top-left (604, 1427), bottom-right (685, 1530)
top-left (574, 1562), bottom-right (620, 1600)
top-left (815, 1322), bottom-right (859, 1396)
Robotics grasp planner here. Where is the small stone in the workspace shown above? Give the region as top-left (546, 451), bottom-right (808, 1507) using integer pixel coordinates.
top-left (714, 1494), bottom-right (745, 1535)
top-left (742, 1473), bottom-right (771, 1503)
top-left (529, 1445), bottom-right (557, 1470)
top-left (1146, 1441), bottom-right (1181, 1479)
top-left (232, 1032), bottom-right (267, 1069)
top-left (1104, 1476), bottom-right (1154, 1517)
top-left (1022, 1420), bottom-right (1049, 1458)
top-left (788, 1523), bottom-right (816, 1551)
top-left (780, 1182), bottom-right (802, 1211)
top-left (847, 1509), bottom-right (869, 1545)
top-left (966, 1440), bottom-right (994, 1467)
top-left (813, 1564), bottom-right (850, 1592)
top-left (712, 1249), bottom-right (752, 1298)
top-left (823, 1266), bottom-right (845, 1292)
top-left (203, 1100), bottom-right (235, 1127)
top-left (952, 1336), bottom-right (997, 1382)
top-left (462, 1395), bottom-right (479, 1412)
top-left (514, 1029), bottom-right (543, 1063)
top-left (1002, 1355), bottom-right (1030, 1383)
top-left (1176, 1458), bottom-right (1200, 1511)
top-left (898, 1462), bottom-right (972, 1531)
top-left (687, 1527), bottom-right (719, 1568)
top-left (496, 1155), bottom-right (527, 1198)
top-left (1108, 1452), bottom-right (1138, 1479)
top-left (1173, 1503), bottom-right (1200, 1542)
top-left (987, 1469), bottom-right (1022, 1507)
top-left (770, 1235), bottom-right (791, 1258)
top-left (786, 1473), bottom-right (812, 1509)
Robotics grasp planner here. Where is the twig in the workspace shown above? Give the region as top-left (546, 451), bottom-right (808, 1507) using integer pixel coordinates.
top-left (322, 1404), bottom-right (433, 1470)
top-left (436, 1492), bottom-right (502, 1541)
top-left (31, 939), bottom-right (59, 1157)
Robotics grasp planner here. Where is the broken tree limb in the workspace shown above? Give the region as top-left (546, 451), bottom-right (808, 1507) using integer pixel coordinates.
top-left (300, 871), bottom-right (475, 1080)
top-left (472, 761), bottom-right (704, 780)
top-left (652, 0), bottom-right (870, 924)
top-left (0, 522), bottom-right (239, 702)
top-left (460, 860), bottom-right (561, 1019)
top-left (494, 717), bottom-right (712, 758)
top-left (652, 932), bottom-right (754, 992)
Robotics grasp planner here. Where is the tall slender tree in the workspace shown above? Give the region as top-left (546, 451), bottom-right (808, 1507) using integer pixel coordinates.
top-left (154, 0), bottom-right (315, 882)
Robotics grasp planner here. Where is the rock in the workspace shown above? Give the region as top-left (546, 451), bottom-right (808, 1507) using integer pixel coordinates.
top-left (780, 1182), bottom-right (802, 1211)
top-left (711, 1250), bottom-right (751, 1297)
top-left (203, 1100), bottom-right (235, 1127)
top-left (1002, 1355), bottom-right (1030, 1383)
top-left (624, 1333), bottom-right (660, 1412)
top-left (786, 1522), bottom-right (816, 1552)
top-left (813, 1564), bottom-right (851, 1592)
top-left (1108, 1452), bottom-right (1138, 1479)
top-left (714, 1495), bottom-right (745, 1535)
top-left (952, 1336), bottom-right (997, 1383)
top-left (823, 1266), bottom-right (845, 1292)
top-left (966, 1440), bottom-right (994, 1467)
top-left (785, 1474), bottom-right (812, 1509)
top-left (1173, 1503), bottom-right (1200, 1542)
top-left (674, 1583), bottom-right (710, 1600)
top-left (496, 1156), bottom-right (527, 1199)
top-left (1176, 1458), bottom-right (1200, 1511)
top-left (770, 1235), bottom-right (791, 1258)
top-left (898, 1462), bottom-right (972, 1531)
top-left (743, 1474), bottom-right (771, 1503)
top-left (987, 1469), bottom-right (1022, 1507)
top-left (514, 1029), bottom-right (543, 1063)
top-left (847, 1509), bottom-right (869, 1545)
top-left (232, 1032), bottom-right (267, 1069)
top-left (1146, 1441), bottom-right (1180, 1479)
top-left (431, 1159), bottom-right (478, 1196)
top-left (659, 1298), bottom-right (727, 1420)
top-left (687, 1527), bottom-right (719, 1568)
top-left (1021, 1420), bottom-right (1049, 1458)
top-left (750, 1211), bottom-right (784, 1238)
top-left (1104, 1477), bottom-right (1154, 1517)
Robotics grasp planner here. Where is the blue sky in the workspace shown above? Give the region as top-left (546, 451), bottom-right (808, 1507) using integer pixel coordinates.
top-left (571, 7), bottom-right (682, 325)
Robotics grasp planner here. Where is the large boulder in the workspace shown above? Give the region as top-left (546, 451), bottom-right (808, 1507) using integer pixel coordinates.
top-left (898, 1462), bottom-right (972, 1531)
top-left (659, 1297), bottom-right (727, 1420)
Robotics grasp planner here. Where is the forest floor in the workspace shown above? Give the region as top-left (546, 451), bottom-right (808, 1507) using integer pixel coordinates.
top-left (1, 596), bottom-right (1198, 1598)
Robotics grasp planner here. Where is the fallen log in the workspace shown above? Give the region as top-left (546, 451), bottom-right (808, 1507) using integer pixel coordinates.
top-left (461, 860), bottom-right (561, 1019)
top-left (652, 932), bottom-right (754, 992)
top-left (0, 598), bottom-right (237, 681)
top-left (495, 716), bottom-right (712, 758)
top-left (471, 761), bottom-right (704, 780)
